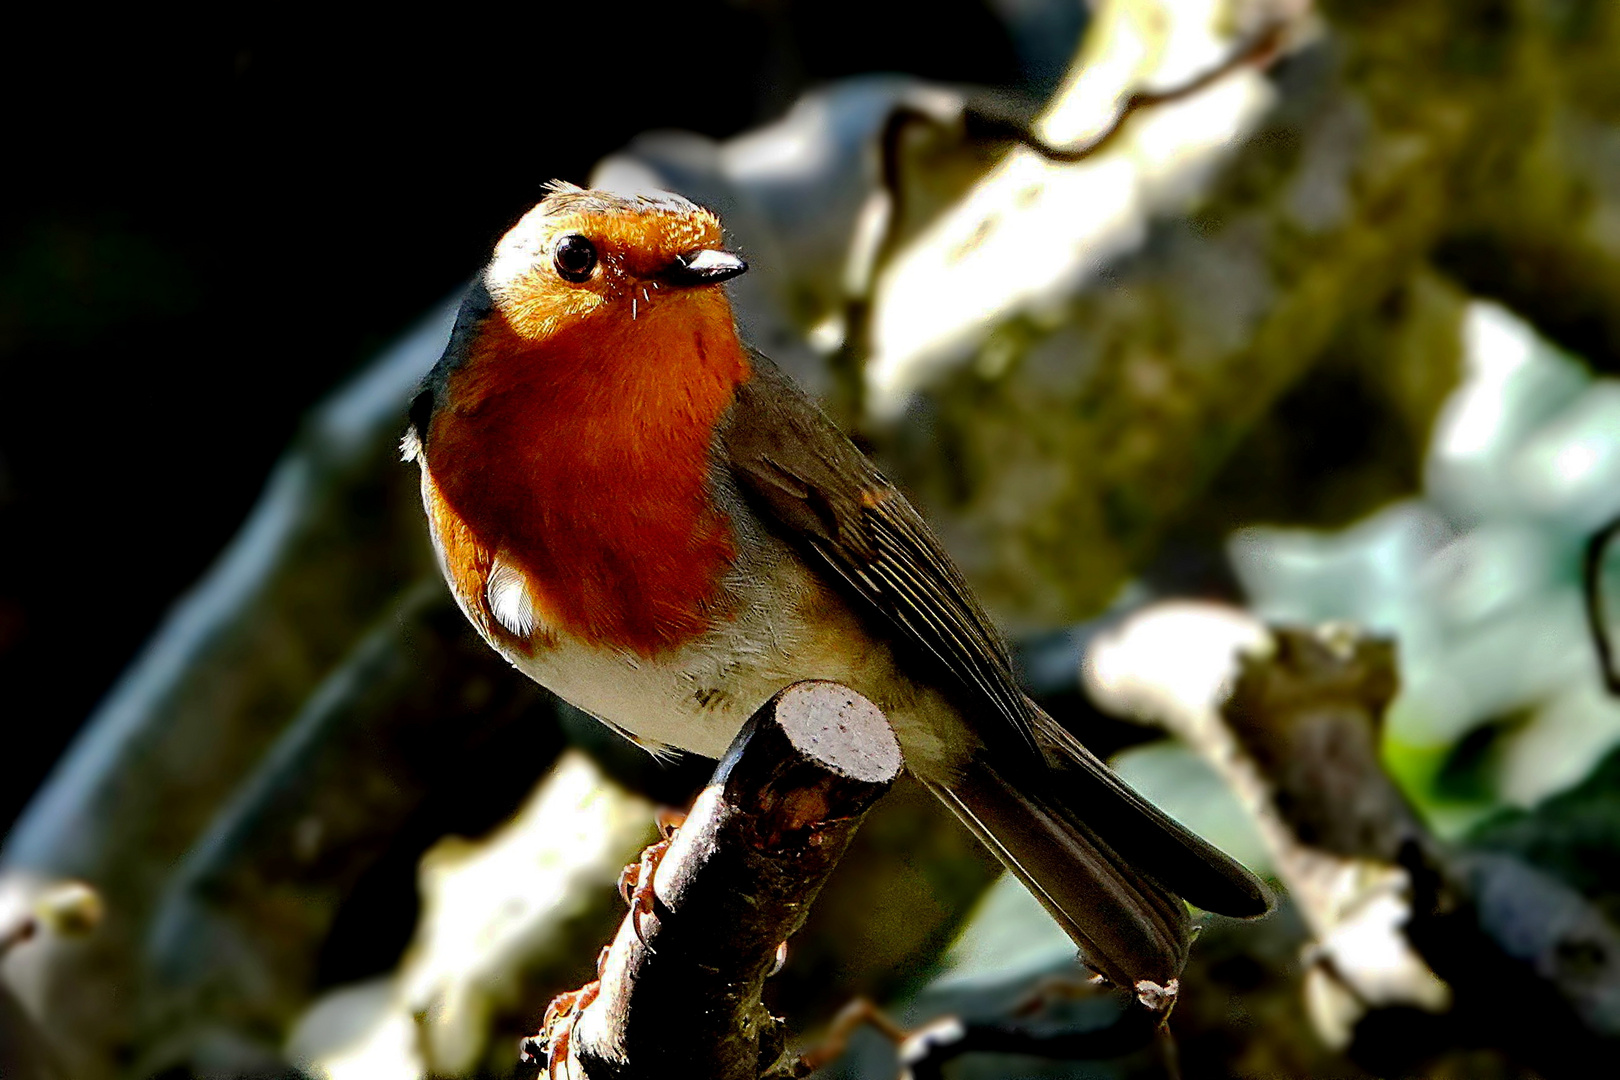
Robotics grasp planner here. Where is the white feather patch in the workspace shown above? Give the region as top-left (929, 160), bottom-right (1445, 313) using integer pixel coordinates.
top-left (399, 427), bottom-right (422, 463)
top-left (487, 558), bottom-right (538, 638)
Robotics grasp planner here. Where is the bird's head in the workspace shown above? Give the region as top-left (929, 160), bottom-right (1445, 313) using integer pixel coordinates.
top-left (481, 181), bottom-right (748, 342)
top-left (406, 182), bottom-right (754, 466)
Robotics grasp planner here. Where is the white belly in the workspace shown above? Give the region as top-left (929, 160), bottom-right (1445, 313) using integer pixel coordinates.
top-left (500, 545), bottom-right (860, 758)
top-left (506, 542), bottom-right (967, 772)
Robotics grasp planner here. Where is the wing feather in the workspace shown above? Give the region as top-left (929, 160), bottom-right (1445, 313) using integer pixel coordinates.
top-left (718, 355), bottom-right (1273, 920)
top-left (720, 356), bottom-right (1038, 756)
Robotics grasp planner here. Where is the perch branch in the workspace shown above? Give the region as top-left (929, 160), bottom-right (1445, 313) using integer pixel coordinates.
top-left (532, 681), bottom-right (902, 1080)
top-left (1219, 624), bottom-right (1620, 1076)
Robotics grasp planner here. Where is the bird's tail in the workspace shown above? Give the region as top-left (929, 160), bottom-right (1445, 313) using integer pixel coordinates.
top-left (930, 703), bottom-right (1270, 994)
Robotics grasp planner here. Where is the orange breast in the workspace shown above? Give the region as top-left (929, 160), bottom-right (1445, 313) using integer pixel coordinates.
top-left (426, 295), bottom-right (752, 658)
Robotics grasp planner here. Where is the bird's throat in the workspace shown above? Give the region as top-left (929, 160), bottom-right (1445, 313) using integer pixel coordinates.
top-left (428, 298), bottom-right (752, 657)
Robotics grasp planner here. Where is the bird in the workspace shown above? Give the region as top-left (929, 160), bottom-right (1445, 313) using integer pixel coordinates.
top-left (403, 181), bottom-right (1270, 1001)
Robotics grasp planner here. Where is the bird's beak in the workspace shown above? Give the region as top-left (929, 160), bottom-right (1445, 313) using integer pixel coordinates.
top-left (662, 248), bottom-right (748, 287)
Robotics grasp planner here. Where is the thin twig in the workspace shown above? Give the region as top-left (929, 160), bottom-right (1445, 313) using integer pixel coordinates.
top-left (1582, 515), bottom-right (1620, 694)
top-left (783, 981), bottom-right (1171, 1080)
top-left (895, 996), bottom-right (1164, 1080)
top-left (834, 20), bottom-right (1290, 412)
top-left (0, 916), bottom-right (36, 960)
top-left (776, 997), bottom-right (911, 1078)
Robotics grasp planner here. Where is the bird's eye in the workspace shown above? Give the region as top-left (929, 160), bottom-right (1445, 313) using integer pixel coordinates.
top-left (553, 234), bottom-right (598, 282)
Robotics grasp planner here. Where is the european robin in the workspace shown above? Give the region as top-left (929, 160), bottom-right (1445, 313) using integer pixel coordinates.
top-left (405, 183), bottom-right (1269, 997)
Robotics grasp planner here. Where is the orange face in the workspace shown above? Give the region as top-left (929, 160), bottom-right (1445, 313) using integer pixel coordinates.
top-left (483, 185), bottom-right (730, 342)
top-left (423, 185), bottom-right (753, 658)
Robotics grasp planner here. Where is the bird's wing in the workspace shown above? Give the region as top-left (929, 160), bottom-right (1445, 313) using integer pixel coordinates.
top-left (718, 355), bottom-right (1038, 756)
top-left (720, 355), bottom-right (1272, 921)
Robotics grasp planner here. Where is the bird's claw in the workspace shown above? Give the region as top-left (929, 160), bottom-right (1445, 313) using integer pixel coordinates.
top-left (616, 808), bottom-right (687, 950)
top-left (525, 808), bottom-right (688, 1075)
top-left (654, 806), bottom-right (686, 839)
top-left (617, 838), bottom-right (669, 949)
top-left (522, 979), bottom-right (600, 1079)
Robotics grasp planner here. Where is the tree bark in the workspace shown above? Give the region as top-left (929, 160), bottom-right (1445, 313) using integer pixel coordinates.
top-left (569, 682), bottom-right (902, 1080)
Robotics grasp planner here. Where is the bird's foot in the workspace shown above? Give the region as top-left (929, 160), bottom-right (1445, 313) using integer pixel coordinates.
top-left (616, 808), bottom-right (687, 949)
top-left (522, 955), bottom-right (604, 1080)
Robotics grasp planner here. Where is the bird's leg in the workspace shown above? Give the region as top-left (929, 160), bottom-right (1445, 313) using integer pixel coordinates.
top-left (520, 948), bottom-right (609, 1078)
top-left (616, 808), bottom-right (687, 949)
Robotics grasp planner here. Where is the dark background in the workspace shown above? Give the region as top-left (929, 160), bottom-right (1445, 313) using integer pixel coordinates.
top-left (0, 4), bottom-right (1081, 834)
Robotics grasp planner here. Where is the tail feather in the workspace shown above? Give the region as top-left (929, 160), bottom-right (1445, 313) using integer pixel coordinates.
top-left (932, 704), bottom-right (1271, 991)
top-left (932, 758), bottom-right (1190, 990)
top-left (1028, 704), bottom-right (1272, 920)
